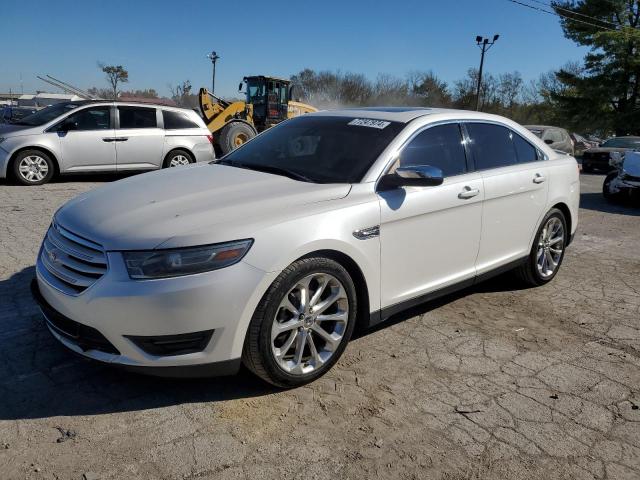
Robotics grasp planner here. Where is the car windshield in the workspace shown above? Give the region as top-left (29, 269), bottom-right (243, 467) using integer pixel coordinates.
top-left (527, 128), bottom-right (544, 138)
top-left (217, 116), bottom-right (404, 183)
top-left (601, 137), bottom-right (640, 149)
top-left (13, 103), bottom-right (82, 126)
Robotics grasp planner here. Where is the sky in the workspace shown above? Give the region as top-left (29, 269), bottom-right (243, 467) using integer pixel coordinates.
top-left (0, 0), bottom-right (590, 98)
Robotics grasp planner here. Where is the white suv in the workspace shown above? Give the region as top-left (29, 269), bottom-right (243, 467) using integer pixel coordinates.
top-left (32, 108), bottom-right (580, 387)
top-left (0, 101), bottom-right (215, 185)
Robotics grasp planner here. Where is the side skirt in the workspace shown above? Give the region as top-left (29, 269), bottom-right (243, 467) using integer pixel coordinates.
top-left (368, 256), bottom-right (528, 328)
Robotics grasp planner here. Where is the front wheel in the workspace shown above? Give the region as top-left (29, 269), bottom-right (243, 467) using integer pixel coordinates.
top-left (219, 122), bottom-right (256, 155)
top-left (13, 150), bottom-right (55, 185)
top-left (515, 208), bottom-right (567, 287)
top-left (243, 257), bottom-right (357, 388)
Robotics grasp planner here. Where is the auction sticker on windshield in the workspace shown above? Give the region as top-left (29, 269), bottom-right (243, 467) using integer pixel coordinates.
top-left (348, 118), bottom-right (391, 129)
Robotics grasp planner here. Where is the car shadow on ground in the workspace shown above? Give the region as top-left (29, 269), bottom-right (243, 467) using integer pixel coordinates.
top-left (580, 191), bottom-right (640, 216)
top-left (1, 265), bottom-right (528, 421)
top-left (0, 171), bottom-right (145, 186)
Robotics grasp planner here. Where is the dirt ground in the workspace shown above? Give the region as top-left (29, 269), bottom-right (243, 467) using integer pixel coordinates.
top-left (0, 172), bottom-right (639, 480)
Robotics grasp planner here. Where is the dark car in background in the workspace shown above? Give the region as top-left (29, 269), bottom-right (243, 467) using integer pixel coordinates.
top-left (582, 136), bottom-right (640, 173)
top-left (525, 125), bottom-right (574, 155)
top-left (0, 106), bottom-right (38, 124)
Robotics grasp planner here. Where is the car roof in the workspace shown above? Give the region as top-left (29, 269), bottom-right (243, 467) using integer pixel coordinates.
top-left (60, 100), bottom-right (193, 113)
top-left (309, 106), bottom-right (476, 123)
top-left (524, 125), bottom-right (565, 131)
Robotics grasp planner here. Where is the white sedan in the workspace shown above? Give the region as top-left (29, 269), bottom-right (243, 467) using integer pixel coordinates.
top-left (32, 107), bottom-right (580, 387)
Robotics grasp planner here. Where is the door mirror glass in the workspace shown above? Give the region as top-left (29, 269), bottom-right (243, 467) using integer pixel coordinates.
top-left (544, 139), bottom-right (554, 145)
top-left (379, 165), bottom-right (444, 190)
top-left (238, 82), bottom-right (243, 92)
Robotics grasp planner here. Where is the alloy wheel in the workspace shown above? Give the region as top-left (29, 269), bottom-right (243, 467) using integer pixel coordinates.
top-left (18, 155), bottom-right (49, 182)
top-left (270, 273), bottom-right (349, 375)
top-left (536, 216), bottom-right (565, 279)
top-left (169, 154), bottom-right (191, 167)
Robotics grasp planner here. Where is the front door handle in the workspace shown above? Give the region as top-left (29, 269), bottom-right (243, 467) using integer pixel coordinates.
top-left (458, 186), bottom-right (480, 199)
top-left (533, 173), bottom-right (546, 184)
top-left (115, 137), bottom-right (128, 142)
top-left (102, 138), bottom-right (116, 142)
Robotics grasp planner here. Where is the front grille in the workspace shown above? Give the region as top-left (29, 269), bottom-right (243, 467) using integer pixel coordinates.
top-left (39, 222), bottom-right (107, 295)
top-left (31, 279), bottom-right (120, 355)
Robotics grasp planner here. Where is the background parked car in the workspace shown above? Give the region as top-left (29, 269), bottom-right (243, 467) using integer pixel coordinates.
top-left (0, 105), bottom-right (38, 124)
top-left (581, 136), bottom-right (640, 173)
top-left (0, 101), bottom-right (215, 185)
top-left (525, 125), bottom-right (574, 155)
top-left (570, 132), bottom-right (596, 157)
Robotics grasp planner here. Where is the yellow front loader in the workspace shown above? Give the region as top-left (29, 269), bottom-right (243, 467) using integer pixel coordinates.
top-left (199, 75), bottom-right (317, 155)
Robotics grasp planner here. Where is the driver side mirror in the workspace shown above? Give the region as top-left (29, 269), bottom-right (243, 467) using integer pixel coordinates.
top-left (544, 139), bottom-right (554, 145)
top-left (378, 165), bottom-right (444, 191)
top-left (238, 82), bottom-right (243, 92)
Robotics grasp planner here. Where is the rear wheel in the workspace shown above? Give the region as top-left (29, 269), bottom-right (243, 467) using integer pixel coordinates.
top-left (13, 150), bottom-right (55, 186)
top-left (243, 257), bottom-right (357, 388)
top-left (219, 121), bottom-right (256, 155)
top-left (163, 149), bottom-right (194, 168)
top-left (515, 208), bottom-right (567, 287)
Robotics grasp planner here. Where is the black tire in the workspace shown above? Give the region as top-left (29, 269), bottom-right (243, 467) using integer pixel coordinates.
top-left (602, 172), bottom-right (620, 202)
top-left (12, 149), bottom-right (55, 186)
top-left (514, 208), bottom-right (568, 287)
top-left (219, 122), bottom-right (256, 155)
top-left (163, 149), bottom-right (194, 168)
top-left (243, 257), bottom-right (358, 388)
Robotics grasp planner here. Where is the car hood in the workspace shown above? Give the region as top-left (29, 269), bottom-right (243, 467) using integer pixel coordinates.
top-left (0, 123), bottom-right (38, 136)
top-left (55, 163), bottom-right (352, 251)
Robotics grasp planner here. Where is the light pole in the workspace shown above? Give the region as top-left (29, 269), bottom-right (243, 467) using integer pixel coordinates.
top-left (474, 34), bottom-right (499, 111)
top-left (206, 51), bottom-right (220, 94)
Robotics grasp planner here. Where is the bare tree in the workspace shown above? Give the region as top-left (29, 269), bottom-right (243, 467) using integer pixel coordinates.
top-left (170, 80), bottom-right (198, 108)
top-left (98, 63), bottom-right (129, 99)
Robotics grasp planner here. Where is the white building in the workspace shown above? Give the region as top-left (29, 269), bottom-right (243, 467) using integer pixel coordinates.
top-left (18, 92), bottom-right (83, 107)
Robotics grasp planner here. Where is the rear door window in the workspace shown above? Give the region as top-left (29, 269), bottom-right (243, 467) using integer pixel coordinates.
top-left (400, 123), bottom-right (467, 177)
top-left (162, 110), bottom-right (199, 129)
top-left (512, 133), bottom-right (539, 163)
top-left (118, 107), bottom-right (157, 129)
top-left (466, 123), bottom-right (518, 170)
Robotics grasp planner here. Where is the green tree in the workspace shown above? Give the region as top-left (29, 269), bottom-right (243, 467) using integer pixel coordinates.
top-left (98, 63), bottom-right (129, 100)
top-left (552, 0), bottom-right (640, 135)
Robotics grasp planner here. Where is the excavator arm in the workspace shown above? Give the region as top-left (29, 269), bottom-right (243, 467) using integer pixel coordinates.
top-left (198, 88), bottom-right (252, 134)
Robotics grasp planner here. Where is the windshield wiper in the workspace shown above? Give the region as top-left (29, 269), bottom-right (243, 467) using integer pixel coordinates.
top-left (217, 160), bottom-right (316, 183)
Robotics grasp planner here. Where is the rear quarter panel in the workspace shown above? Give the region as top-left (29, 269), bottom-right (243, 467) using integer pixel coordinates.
top-left (163, 128), bottom-right (215, 163)
top-left (541, 153), bottom-right (580, 240)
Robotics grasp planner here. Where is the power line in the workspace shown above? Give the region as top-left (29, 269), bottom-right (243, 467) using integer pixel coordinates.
top-left (526, 0), bottom-right (618, 28)
top-left (505, 0), bottom-right (616, 31)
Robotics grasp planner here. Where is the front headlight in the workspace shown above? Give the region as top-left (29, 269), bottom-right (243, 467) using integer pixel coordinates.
top-left (122, 239), bottom-right (253, 279)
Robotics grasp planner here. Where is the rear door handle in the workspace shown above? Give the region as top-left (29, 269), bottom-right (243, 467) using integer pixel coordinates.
top-left (115, 137), bottom-right (128, 142)
top-left (458, 186), bottom-right (480, 199)
top-left (533, 173), bottom-right (546, 184)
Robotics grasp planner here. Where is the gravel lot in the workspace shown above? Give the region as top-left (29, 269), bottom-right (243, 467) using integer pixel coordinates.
top-left (0, 172), bottom-right (639, 480)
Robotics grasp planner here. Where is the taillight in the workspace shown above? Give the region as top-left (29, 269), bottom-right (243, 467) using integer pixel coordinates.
top-left (206, 135), bottom-right (214, 145)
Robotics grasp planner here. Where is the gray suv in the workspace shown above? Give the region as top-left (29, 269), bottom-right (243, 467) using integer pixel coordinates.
top-left (525, 125), bottom-right (574, 156)
top-left (0, 101), bottom-right (215, 185)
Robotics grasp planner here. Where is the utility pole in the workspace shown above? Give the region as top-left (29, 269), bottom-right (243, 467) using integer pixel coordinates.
top-left (474, 34), bottom-right (499, 111)
top-left (206, 51), bottom-right (220, 94)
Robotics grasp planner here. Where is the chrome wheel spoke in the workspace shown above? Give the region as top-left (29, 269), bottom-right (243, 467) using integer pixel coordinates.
top-left (293, 329), bottom-right (308, 368)
top-left (311, 324), bottom-right (340, 351)
top-left (307, 334), bottom-right (323, 366)
top-left (316, 311), bottom-right (348, 323)
top-left (276, 330), bottom-right (298, 359)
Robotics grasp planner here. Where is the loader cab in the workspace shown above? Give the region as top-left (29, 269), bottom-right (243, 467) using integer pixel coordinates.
top-left (243, 76), bottom-right (289, 130)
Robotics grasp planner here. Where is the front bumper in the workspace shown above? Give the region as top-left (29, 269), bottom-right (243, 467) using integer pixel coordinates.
top-left (34, 251), bottom-right (277, 376)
